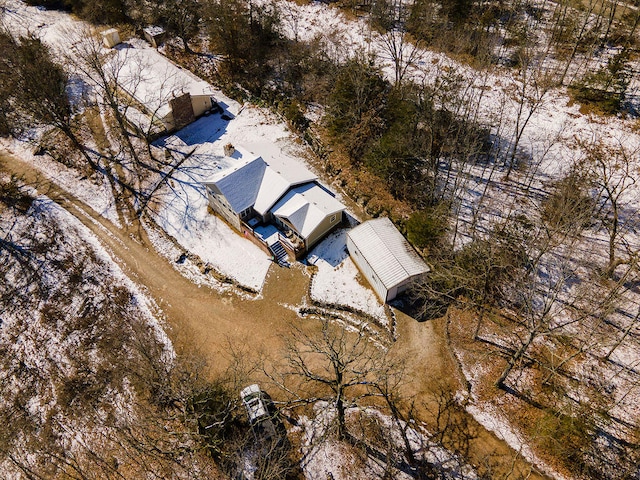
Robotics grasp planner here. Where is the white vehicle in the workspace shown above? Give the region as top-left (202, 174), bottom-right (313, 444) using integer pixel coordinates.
top-left (240, 384), bottom-right (278, 440)
top-left (240, 384), bottom-right (270, 424)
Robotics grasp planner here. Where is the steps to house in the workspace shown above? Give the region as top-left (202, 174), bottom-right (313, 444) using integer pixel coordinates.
top-left (268, 240), bottom-right (289, 267)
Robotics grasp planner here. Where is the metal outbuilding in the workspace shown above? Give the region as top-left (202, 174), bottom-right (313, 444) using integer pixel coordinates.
top-left (347, 217), bottom-right (430, 302)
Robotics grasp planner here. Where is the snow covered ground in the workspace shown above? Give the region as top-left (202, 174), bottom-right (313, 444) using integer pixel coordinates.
top-left (148, 72), bottom-right (375, 296)
top-left (0, 138), bottom-right (122, 225)
top-left (0, 184), bottom-right (176, 477)
top-left (307, 228), bottom-right (389, 326)
top-left (55, 196), bottom-right (174, 358)
top-left (149, 100), bottom-right (328, 292)
top-left (295, 402), bottom-right (477, 480)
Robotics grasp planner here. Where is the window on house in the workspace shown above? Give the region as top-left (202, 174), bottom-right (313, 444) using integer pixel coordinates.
top-left (330, 214), bottom-right (337, 223)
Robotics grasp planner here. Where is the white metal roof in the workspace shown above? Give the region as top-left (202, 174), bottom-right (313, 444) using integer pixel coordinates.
top-left (243, 141), bottom-right (318, 186)
top-left (272, 183), bottom-right (345, 239)
top-left (253, 167), bottom-right (295, 216)
top-left (347, 217), bottom-right (429, 289)
top-left (143, 25), bottom-right (165, 36)
top-left (108, 42), bottom-right (213, 118)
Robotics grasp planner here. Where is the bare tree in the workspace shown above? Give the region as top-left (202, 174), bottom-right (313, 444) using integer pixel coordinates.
top-left (160, 0), bottom-right (202, 53)
top-left (66, 27), bottom-right (143, 168)
top-left (275, 319), bottom-right (390, 440)
top-left (503, 48), bottom-right (557, 181)
top-left (579, 137), bottom-right (639, 278)
top-left (0, 32), bottom-right (97, 170)
top-left (379, 24), bottom-right (422, 87)
top-left (66, 26), bottom-right (197, 218)
top-left (489, 214), bottom-right (589, 388)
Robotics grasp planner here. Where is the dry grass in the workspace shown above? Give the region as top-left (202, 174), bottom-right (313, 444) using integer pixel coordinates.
top-left (319, 142), bottom-right (414, 222)
top-left (447, 302), bottom-right (640, 479)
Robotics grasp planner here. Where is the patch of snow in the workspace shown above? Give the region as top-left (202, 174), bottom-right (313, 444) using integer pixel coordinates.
top-left (150, 104), bottom-right (350, 293)
top-left (0, 138), bottom-right (121, 226)
top-left (48, 197), bottom-right (175, 362)
top-left (142, 220), bottom-right (233, 294)
top-left (0, 187), bottom-right (176, 478)
top-left (149, 130), bottom-right (273, 291)
top-left (308, 229), bottom-right (389, 325)
top-left (466, 404), bottom-right (570, 480)
top-left (297, 401), bottom-right (477, 480)
top-left (149, 177), bottom-right (272, 291)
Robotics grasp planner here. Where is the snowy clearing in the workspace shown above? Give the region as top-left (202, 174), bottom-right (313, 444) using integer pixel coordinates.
top-left (307, 228), bottom-right (389, 326)
top-left (296, 401), bottom-right (477, 480)
top-left (152, 100), bottom-right (368, 296)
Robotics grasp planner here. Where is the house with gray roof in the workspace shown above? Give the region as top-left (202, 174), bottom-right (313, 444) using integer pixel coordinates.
top-left (271, 183), bottom-right (345, 251)
top-left (346, 217), bottom-right (430, 302)
top-left (202, 155), bottom-right (266, 231)
top-left (202, 147), bottom-right (345, 261)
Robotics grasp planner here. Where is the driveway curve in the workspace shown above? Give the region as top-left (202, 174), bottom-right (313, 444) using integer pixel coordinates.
top-left (0, 150), bottom-right (550, 480)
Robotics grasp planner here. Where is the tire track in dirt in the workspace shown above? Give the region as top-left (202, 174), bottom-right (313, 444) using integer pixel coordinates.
top-left (0, 151), bottom-right (302, 371)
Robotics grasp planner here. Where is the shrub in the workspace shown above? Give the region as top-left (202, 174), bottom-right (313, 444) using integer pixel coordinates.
top-left (406, 204), bottom-right (449, 251)
top-left (534, 409), bottom-right (593, 473)
top-left (282, 100), bottom-right (309, 131)
top-left (541, 170), bottom-right (595, 233)
top-left (569, 49), bottom-right (631, 115)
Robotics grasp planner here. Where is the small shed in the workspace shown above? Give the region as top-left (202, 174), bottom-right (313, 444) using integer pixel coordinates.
top-left (143, 26), bottom-right (165, 48)
top-left (101, 28), bottom-right (121, 48)
top-left (347, 217), bottom-right (430, 303)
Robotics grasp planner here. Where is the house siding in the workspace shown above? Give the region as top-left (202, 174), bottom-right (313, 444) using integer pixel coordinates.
top-left (306, 211), bottom-right (343, 251)
top-left (191, 95), bottom-right (213, 117)
top-left (346, 234), bottom-right (389, 302)
top-left (206, 188), bottom-right (241, 231)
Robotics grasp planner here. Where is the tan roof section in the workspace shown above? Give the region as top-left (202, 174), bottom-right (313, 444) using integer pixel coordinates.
top-left (271, 184), bottom-right (345, 238)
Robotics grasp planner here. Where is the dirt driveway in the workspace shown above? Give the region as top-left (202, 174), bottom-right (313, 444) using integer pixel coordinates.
top-left (0, 151), bottom-right (309, 366)
top-left (0, 151), bottom-right (549, 480)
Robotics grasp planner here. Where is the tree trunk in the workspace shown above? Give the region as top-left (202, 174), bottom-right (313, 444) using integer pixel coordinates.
top-left (496, 329), bottom-right (537, 388)
top-left (606, 202), bottom-right (619, 277)
top-left (336, 394), bottom-right (347, 440)
top-left (473, 306), bottom-right (485, 339)
top-left (605, 306), bottom-right (640, 360)
top-left (181, 36), bottom-right (194, 54)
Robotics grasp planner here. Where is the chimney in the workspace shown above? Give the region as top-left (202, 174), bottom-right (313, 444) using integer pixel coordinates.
top-left (224, 143), bottom-right (235, 157)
